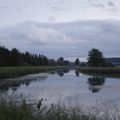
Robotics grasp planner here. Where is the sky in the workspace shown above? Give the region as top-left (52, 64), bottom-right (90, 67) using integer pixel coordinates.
top-left (0, 0), bottom-right (120, 61)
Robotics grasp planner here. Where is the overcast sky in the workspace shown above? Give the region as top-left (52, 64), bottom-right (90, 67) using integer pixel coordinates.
top-left (0, 0), bottom-right (120, 61)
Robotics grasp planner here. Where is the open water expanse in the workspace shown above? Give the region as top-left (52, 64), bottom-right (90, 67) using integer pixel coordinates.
top-left (0, 69), bottom-right (120, 106)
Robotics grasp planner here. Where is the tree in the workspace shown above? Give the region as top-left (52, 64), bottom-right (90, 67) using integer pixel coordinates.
top-left (88, 48), bottom-right (105, 67)
top-left (10, 48), bottom-right (21, 66)
top-left (64, 60), bottom-right (69, 65)
top-left (49, 59), bottom-right (56, 66)
top-left (75, 58), bottom-right (80, 66)
top-left (57, 57), bottom-right (64, 65)
top-left (0, 45), bottom-right (55, 67)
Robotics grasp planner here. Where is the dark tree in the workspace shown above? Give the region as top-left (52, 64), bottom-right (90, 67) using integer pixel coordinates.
top-left (57, 57), bottom-right (64, 65)
top-left (49, 59), bottom-right (56, 66)
top-left (0, 46), bottom-right (10, 66)
top-left (88, 48), bottom-right (105, 67)
top-left (75, 58), bottom-right (80, 66)
top-left (10, 48), bottom-right (21, 66)
top-left (64, 60), bottom-right (69, 65)
top-left (0, 46), bottom-right (54, 67)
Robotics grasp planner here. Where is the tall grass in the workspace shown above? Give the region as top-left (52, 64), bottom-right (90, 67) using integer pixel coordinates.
top-left (0, 94), bottom-right (120, 120)
top-left (0, 66), bottom-right (63, 79)
top-left (78, 67), bottom-right (120, 78)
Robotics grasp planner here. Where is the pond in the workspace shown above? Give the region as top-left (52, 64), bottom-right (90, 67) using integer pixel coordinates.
top-left (0, 69), bottom-right (120, 106)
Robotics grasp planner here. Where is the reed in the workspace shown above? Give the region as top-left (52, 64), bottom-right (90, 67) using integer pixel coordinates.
top-left (0, 94), bottom-right (120, 120)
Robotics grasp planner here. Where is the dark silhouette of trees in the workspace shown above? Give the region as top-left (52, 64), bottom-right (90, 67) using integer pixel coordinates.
top-left (0, 46), bottom-right (54, 67)
top-left (88, 48), bottom-right (105, 67)
top-left (75, 58), bottom-right (80, 66)
top-left (10, 48), bottom-right (22, 66)
top-left (64, 60), bottom-right (69, 65)
top-left (49, 59), bottom-right (56, 66)
top-left (57, 57), bottom-right (64, 65)
top-left (0, 46), bottom-right (10, 66)
top-left (57, 57), bottom-right (70, 66)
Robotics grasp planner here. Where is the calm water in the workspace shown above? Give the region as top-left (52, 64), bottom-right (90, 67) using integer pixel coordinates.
top-left (0, 69), bottom-right (120, 106)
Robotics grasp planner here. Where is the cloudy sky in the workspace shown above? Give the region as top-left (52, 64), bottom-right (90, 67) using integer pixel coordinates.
top-left (0, 0), bottom-right (120, 61)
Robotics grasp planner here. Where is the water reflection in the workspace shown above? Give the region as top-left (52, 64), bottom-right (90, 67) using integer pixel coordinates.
top-left (88, 76), bottom-right (106, 93)
top-left (0, 76), bottom-right (47, 92)
top-left (75, 70), bottom-right (79, 77)
top-left (57, 68), bottom-right (69, 77)
top-left (0, 70), bottom-right (107, 95)
top-left (0, 68), bottom-right (70, 92)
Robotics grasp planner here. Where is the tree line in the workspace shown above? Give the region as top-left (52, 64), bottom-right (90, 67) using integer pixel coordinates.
top-left (0, 46), bottom-right (113, 67)
top-left (75, 48), bottom-right (114, 67)
top-left (0, 46), bottom-right (69, 67)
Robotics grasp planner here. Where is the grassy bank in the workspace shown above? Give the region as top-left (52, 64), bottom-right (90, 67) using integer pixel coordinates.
top-left (0, 95), bottom-right (120, 120)
top-left (77, 67), bottom-right (120, 78)
top-left (0, 66), bottom-right (63, 79)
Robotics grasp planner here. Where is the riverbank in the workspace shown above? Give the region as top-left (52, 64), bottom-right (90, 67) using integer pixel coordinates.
top-left (77, 67), bottom-right (120, 78)
top-left (0, 95), bottom-right (119, 120)
top-left (0, 66), bottom-right (63, 79)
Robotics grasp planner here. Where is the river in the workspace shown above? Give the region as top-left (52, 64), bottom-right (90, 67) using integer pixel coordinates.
top-left (0, 69), bottom-right (120, 107)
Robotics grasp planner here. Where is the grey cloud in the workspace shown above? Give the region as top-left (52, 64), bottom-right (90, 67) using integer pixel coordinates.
top-left (0, 23), bottom-right (74, 49)
top-left (90, 3), bottom-right (105, 8)
top-left (49, 16), bottom-right (56, 22)
top-left (0, 6), bottom-right (8, 9)
top-left (0, 20), bottom-right (120, 58)
top-left (108, 1), bottom-right (115, 7)
top-left (51, 6), bottom-right (64, 12)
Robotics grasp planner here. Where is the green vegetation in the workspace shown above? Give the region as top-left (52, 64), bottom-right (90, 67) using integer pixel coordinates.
top-left (0, 46), bottom-right (69, 79)
top-left (75, 58), bottom-right (80, 66)
top-left (0, 66), bottom-right (63, 79)
top-left (78, 67), bottom-right (120, 78)
top-left (76, 48), bottom-right (119, 77)
top-left (0, 46), bottom-right (50, 66)
top-left (0, 95), bottom-right (120, 120)
top-left (88, 48), bottom-right (107, 67)
top-left (57, 57), bottom-right (69, 66)
top-left (0, 46), bottom-right (70, 67)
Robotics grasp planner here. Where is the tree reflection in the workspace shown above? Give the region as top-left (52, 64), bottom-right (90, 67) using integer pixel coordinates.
top-left (57, 70), bottom-right (64, 77)
top-left (88, 76), bottom-right (105, 93)
top-left (57, 68), bottom-right (69, 77)
top-left (0, 76), bottom-right (47, 92)
top-left (75, 70), bottom-right (79, 77)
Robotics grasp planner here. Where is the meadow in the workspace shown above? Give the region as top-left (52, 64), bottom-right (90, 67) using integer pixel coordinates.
top-left (0, 66), bottom-right (63, 79)
top-left (78, 67), bottom-right (120, 78)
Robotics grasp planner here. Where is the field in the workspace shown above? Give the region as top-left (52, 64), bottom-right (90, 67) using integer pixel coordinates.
top-left (0, 66), bottom-right (63, 79)
top-left (77, 67), bottom-right (120, 78)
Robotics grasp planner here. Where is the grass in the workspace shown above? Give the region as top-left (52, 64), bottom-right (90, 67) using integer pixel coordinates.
top-left (0, 95), bottom-right (120, 120)
top-left (0, 66), bottom-right (64, 79)
top-left (77, 67), bottom-right (120, 78)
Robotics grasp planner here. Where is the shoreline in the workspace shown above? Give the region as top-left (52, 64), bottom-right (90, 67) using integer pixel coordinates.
top-left (0, 66), bottom-right (64, 79)
top-left (77, 67), bottom-right (120, 78)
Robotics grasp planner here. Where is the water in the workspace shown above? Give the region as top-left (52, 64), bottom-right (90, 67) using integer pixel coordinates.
top-left (0, 69), bottom-right (120, 106)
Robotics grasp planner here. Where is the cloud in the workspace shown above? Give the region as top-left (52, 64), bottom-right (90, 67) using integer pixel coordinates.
top-left (108, 1), bottom-right (115, 7)
top-left (51, 6), bottom-right (64, 12)
top-left (0, 20), bottom-right (120, 58)
top-left (26, 25), bottom-right (74, 46)
top-left (49, 16), bottom-right (56, 22)
top-left (90, 3), bottom-right (105, 8)
top-left (0, 6), bottom-right (8, 9)
top-left (0, 23), bottom-right (74, 50)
